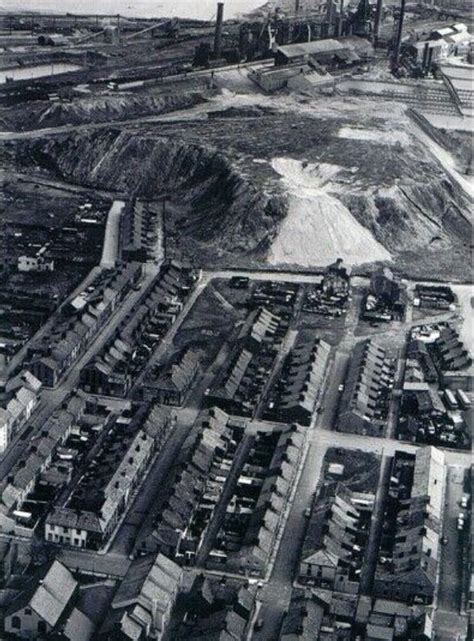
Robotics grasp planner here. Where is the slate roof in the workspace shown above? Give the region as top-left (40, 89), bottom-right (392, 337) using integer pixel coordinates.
top-left (7, 560), bottom-right (77, 628)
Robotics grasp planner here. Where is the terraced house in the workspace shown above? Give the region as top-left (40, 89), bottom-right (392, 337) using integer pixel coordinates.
top-left (0, 370), bottom-right (41, 452)
top-left (338, 339), bottom-right (393, 436)
top-left (374, 446), bottom-right (446, 604)
top-left (80, 260), bottom-right (196, 397)
top-left (143, 407), bottom-right (235, 563)
top-left (45, 404), bottom-right (171, 550)
top-left (100, 551), bottom-right (182, 641)
top-left (269, 335), bottom-right (331, 425)
top-left (299, 484), bottom-right (375, 593)
top-left (27, 263), bottom-right (142, 387)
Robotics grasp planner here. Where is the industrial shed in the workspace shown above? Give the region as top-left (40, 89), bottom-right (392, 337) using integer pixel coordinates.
top-left (275, 36), bottom-right (374, 69)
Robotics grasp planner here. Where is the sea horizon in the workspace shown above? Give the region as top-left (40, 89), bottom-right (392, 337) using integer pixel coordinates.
top-left (0, 0), bottom-right (267, 20)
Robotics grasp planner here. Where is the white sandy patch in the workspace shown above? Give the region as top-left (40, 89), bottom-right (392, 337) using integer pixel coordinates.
top-left (450, 284), bottom-right (473, 353)
top-left (268, 157), bottom-right (392, 268)
top-left (338, 126), bottom-right (410, 146)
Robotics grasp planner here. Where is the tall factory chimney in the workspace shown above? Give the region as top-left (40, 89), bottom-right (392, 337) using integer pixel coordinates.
top-left (337, 0), bottom-right (345, 37)
top-left (214, 2), bottom-right (224, 58)
top-left (392, 0), bottom-right (406, 68)
top-left (373, 0), bottom-right (383, 45)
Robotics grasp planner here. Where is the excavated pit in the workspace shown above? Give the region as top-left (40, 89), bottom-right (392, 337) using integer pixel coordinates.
top-left (13, 128), bottom-right (287, 263)
top-left (6, 101), bottom-right (472, 277)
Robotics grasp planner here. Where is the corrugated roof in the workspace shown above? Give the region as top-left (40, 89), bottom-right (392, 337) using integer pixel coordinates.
top-left (278, 39), bottom-right (346, 58)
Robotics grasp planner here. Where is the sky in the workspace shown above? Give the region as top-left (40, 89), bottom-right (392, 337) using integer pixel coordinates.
top-left (0, 0), bottom-right (268, 20)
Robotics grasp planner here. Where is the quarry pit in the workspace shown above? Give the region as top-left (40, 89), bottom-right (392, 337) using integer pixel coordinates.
top-left (2, 88), bottom-right (470, 281)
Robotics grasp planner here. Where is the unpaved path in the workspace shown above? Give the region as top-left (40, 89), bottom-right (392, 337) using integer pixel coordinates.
top-left (100, 199), bottom-right (125, 268)
top-left (408, 117), bottom-right (474, 202)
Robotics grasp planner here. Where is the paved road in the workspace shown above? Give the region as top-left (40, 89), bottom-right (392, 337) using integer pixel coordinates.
top-left (1, 259), bottom-right (469, 636)
top-left (4, 170), bottom-right (120, 199)
top-left (360, 453), bottom-right (391, 594)
top-left (253, 421), bottom-right (328, 641)
top-left (202, 270), bottom-right (324, 286)
top-left (0, 268), bottom-right (158, 482)
top-left (100, 199), bottom-right (125, 267)
top-left (438, 465), bottom-right (466, 613)
top-left (109, 421), bottom-right (192, 557)
top-left (59, 548), bottom-right (131, 578)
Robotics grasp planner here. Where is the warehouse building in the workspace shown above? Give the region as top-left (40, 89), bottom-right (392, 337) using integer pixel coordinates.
top-left (275, 36), bottom-right (374, 70)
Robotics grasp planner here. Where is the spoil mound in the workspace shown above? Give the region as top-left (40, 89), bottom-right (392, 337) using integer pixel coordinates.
top-left (208, 105), bottom-right (274, 119)
top-left (268, 158), bottom-right (391, 266)
top-left (1, 91), bottom-right (205, 131)
top-left (17, 128), bottom-right (286, 263)
top-left (7, 94), bottom-right (472, 277)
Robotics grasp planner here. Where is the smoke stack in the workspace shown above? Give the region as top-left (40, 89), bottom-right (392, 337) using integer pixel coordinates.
top-left (426, 44), bottom-right (434, 73)
top-left (392, 0), bottom-right (406, 68)
top-left (214, 2), bottom-right (224, 58)
top-left (326, 0), bottom-right (334, 26)
top-left (373, 0), bottom-right (383, 45)
top-left (337, 0), bottom-right (345, 37)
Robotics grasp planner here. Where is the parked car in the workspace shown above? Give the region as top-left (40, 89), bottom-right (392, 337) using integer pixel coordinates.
top-left (255, 618), bottom-right (264, 631)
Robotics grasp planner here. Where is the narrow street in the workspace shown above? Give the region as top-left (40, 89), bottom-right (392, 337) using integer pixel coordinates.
top-left (130, 277), bottom-right (208, 394)
top-left (253, 422), bottom-right (328, 641)
top-left (0, 253), bottom-right (468, 640)
top-left (251, 356), bottom-right (338, 640)
top-left (58, 548), bottom-right (131, 578)
top-left (100, 199), bottom-right (125, 267)
top-left (253, 329), bottom-right (297, 420)
top-left (0, 268), bottom-right (158, 482)
top-left (109, 422), bottom-right (193, 556)
top-left (196, 435), bottom-right (254, 566)
top-left (436, 466), bottom-right (468, 621)
top-left (359, 453), bottom-right (392, 594)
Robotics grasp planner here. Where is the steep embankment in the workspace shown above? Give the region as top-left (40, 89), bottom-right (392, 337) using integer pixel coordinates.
top-left (268, 158), bottom-right (392, 267)
top-left (9, 96), bottom-right (472, 276)
top-left (0, 91), bottom-right (205, 131)
top-left (17, 129), bottom-right (286, 262)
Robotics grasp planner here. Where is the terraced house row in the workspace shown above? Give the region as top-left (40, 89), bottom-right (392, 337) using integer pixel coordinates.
top-left (265, 334), bottom-right (331, 425)
top-left (337, 339), bottom-right (394, 436)
top-left (0, 392), bottom-right (88, 535)
top-left (45, 403), bottom-right (172, 550)
top-left (208, 306), bottom-right (286, 417)
top-left (0, 370), bottom-right (42, 452)
top-left (80, 260), bottom-right (197, 397)
top-left (142, 406), bottom-right (307, 579)
top-left (27, 263), bottom-right (143, 387)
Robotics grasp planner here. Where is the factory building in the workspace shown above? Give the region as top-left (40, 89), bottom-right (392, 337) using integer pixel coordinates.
top-left (275, 36), bottom-right (374, 70)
